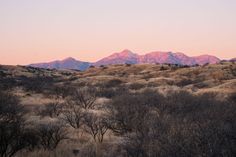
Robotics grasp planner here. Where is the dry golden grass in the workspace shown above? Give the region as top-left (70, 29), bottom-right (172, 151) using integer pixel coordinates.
top-left (1, 62), bottom-right (235, 157)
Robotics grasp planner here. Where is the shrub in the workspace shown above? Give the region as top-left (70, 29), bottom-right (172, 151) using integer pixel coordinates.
top-left (0, 92), bottom-right (36, 157)
top-left (95, 86), bottom-right (127, 98)
top-left (36, 123), bottom-right (68, 150)
top-left (71, 87), bottom-right (97, 110)
top-left (0, 77), bottom-right (17, 90)
top-left (18, 76), bottom-right (55, 93)
top-left (104, 79), bottom-right (123, 88)
top-left (129, 83), bottom-right (145, 90)
top-left (83, 113), bottom-right (109, 143)
top-left (176, 78), bottom-right (194, 87)
top-left (62, 102), bottom-right (85, 129)
top-left (108, 90), bottom-right (236, 156)
top-left (39, 102), bottom-right (63, 118)
top-left (160, 66), bottom-right (168, 71)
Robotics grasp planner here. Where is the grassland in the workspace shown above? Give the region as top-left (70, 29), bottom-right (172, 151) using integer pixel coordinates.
top-left (0, 62), bottom-right (235, 157)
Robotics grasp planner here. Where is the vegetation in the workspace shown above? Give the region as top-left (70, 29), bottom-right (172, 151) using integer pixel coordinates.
top-left (0, 62), bottom-right (235, 157)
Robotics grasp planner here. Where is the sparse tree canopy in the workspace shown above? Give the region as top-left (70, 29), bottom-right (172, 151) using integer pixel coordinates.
top-left (71, 87), bottom-right (97, 110)
top-left (83, 113), bottom-right (109, 143)
top-left (36, 122), bottom-right (68, 150)
top-left (62, 101), bottom-right (85, 129)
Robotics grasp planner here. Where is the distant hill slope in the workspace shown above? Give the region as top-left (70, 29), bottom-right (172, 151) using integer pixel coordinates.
top-left (29, 57), bottom-right (91, 71)
top-left (29, 49), bottom-right (222, 70)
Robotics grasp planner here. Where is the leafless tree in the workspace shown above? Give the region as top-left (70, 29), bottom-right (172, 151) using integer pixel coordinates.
top-left (72, 87), bottom-right (97, 110)
top-left (83, 113), bottom-right (108, 143)
top-left (62, 102), bottom-right (85, 129)
top-left (0, 91), bottom-right (35, 157)
top-left (108, 90), bottom-right (160, 135)
top-left (36, 122), bottom-right (68, 150)
top-left (39, 101), bottom-right (63, 118)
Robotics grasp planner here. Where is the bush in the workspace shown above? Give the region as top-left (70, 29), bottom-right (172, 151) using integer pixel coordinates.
top-left (83, 113), bottom-right (109, 143)
top-left (129, 83), bottom-right (145, 90)
top-left (39, 102), bottom-right (63, 118)
top-left (160, 66), bottom-right (168, 71)
top-left (95, 86), bottom-right (127, 98)
top-left (70, 87), bottom-right (97, 110)
top-left (36, 123), bottom-right (68, 150)
top-left (18, 76), bottom-right (55, 93)
top-left (108, 90), bottom-right (164, 135)
top-left (108, 90), bottom-right (236, 156)
top-left (0, 92), bottom-right (35, 157)
top-left (0, 77), bottom-right (17, 90)
top-left (176, 78), bottom-right (194, 87)
top-left (104, 79), bottom-right (123, 88)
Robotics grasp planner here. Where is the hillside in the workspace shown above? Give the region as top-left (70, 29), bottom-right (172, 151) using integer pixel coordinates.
top-left (0, 62), bottom-right (236, 157)
top-left (2, 62), bottom-right (236, 96)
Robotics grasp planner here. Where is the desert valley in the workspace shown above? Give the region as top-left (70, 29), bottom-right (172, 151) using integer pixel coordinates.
top-left (0, 59), bottom-right (236, 157)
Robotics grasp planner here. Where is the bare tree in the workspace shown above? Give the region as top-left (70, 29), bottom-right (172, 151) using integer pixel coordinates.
top-left (83, 113), bottom-right (108, 143)
top-left (39, 101), bottom-right (63, 118)
top-left (62, 102), bottom-right (85, 129)
top-left (0, 91), bottom-right (35, 157)
top-left (72, 87), bottom-right (97, 110)
top-left (37, 122), bottom-right (68, 150)
top-left (107, 91), bottom-right (157, 135)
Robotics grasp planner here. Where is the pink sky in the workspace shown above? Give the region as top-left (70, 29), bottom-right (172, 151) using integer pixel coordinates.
top-left (0, 0), bottom-right (236, 65)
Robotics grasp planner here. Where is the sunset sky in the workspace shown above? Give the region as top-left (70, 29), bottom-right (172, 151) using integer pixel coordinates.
top-left (0, 0), bottom-right (236, 65)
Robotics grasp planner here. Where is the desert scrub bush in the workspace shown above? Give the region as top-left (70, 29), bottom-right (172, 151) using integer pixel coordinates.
top-left (83, 113), bottom-right (109, 143)
top-left (108, 90), bottom-right (164, 135)
top-left (78, 143), bottom-right (97, 157)
top-left (36, 122), bottom-right (68, 150)
top-left (211, 71), bottom-right (226, 82)
top-left (48, 84), bottom-right (76, 99)
top-left (176, 78), bottom-right (194, 87)
top-left (67, 76), bottom-right (79, 81)
top-left (0, 70), bottom-right (6, 77)
top-left (129, 82), bottom-right (145, 90)
top-left (103, 78), bottom-right (123, 88)
top-left (70, 87), bottom-right (97, 110)
top-left (193, 81), bottom-right (209, 88)
top-left (229, 65), bottom-right (236, 76)
top-left (38, 102), bottom-right (64, 118)
top-left (0, 91), bottom-right (37, 157)
top-left (229, 92), bottom-right (236, 103)
top-left (141, 73), bottom-right (154, 80)
top-left (100, 65), bottom-right (108, 70)
top-left (0, 77), bottom-right (17, 90)
top-left (95, 86), bottom-right (127, 98)
top-left (160, 66), bottom-right (168, 71)
top-left (107, 90), bottom-right (236, 157)
top-left (18, 76), bottom-right (55, 93)
top-left (62, 101), bottom-right (85, 129)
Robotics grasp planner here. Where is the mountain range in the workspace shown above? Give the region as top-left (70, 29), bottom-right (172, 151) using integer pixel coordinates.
top-left (29, 49), bottom-right (223, 71)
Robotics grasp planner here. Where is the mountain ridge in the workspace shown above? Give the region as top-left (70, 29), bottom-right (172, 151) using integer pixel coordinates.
top-left (29, 49), bottom-right (225, 71)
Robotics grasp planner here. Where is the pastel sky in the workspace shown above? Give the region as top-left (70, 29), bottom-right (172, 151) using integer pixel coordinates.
top-left (0, 0), bottom-right (236, 65)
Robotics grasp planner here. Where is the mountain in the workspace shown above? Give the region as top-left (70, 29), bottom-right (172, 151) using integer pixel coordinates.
top-left (29, 50), bottom-right (222, 70)
top-left (29, 57), bottom-right (91, 71)
top-left (138, 51), bottom-right (196, 65)
top-left (193, 55), bottom-right (220, 65)
top-left (95, 50), bottom-right (220, 66)
top-left (94, 49), bottom-right (139, 66)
